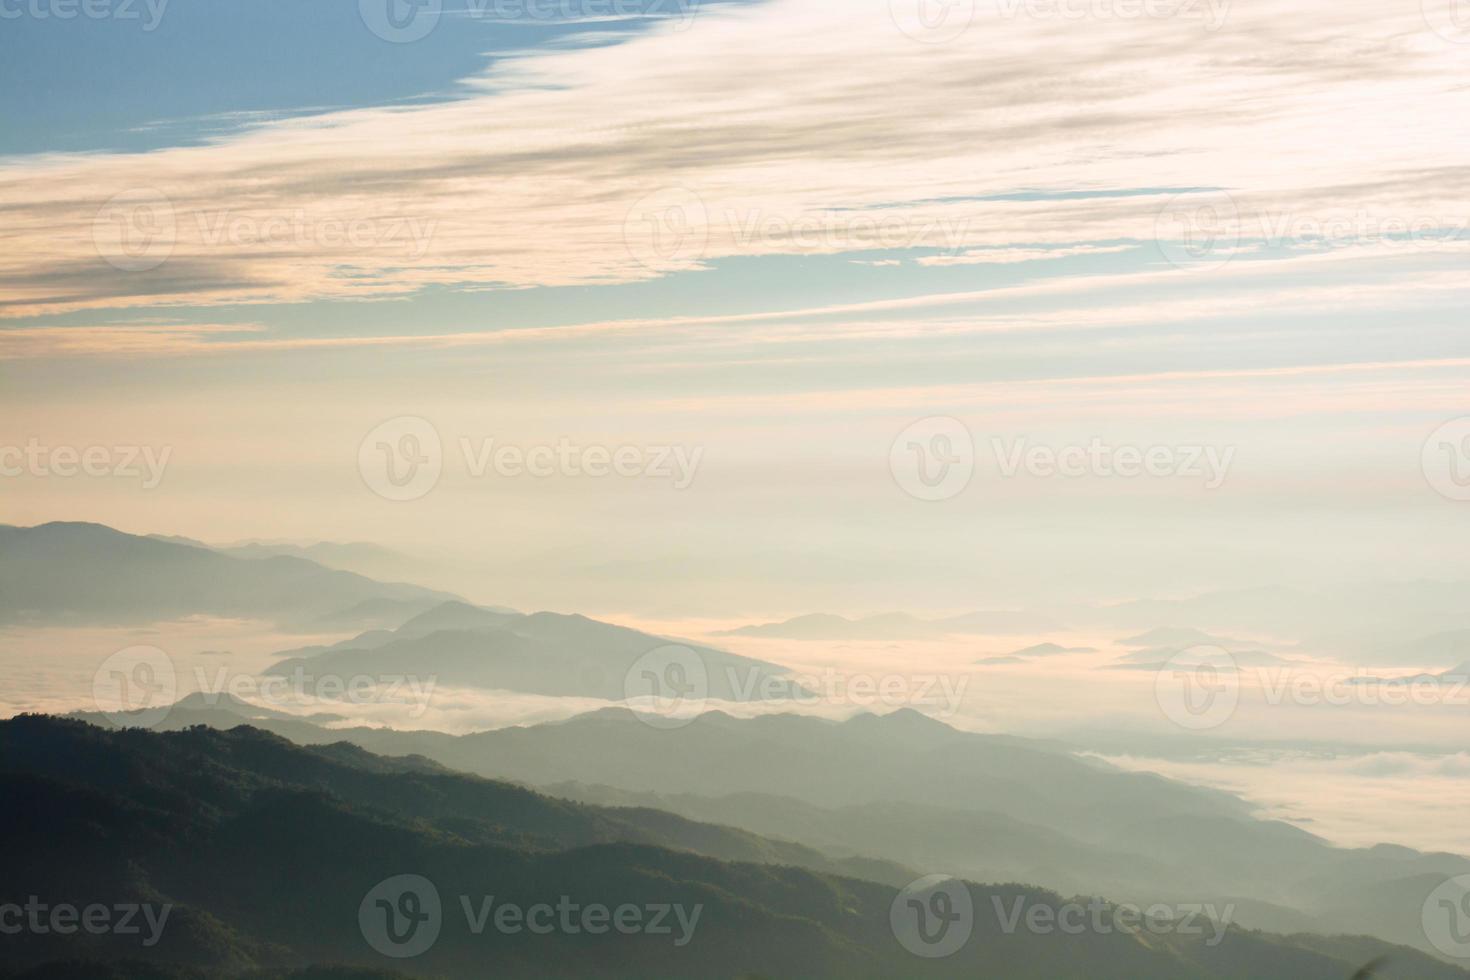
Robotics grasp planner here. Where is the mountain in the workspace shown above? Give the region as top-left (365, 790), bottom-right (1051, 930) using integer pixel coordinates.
top-left (1093, 587), bottom-right (1331, 635)
top-left (1373, 630), bottom-right (1470, 669)
top-left (143, 535), bottom-right (459, 617)
top-left (1012, 642), bottom-right (1095, 656)
top-left (84, 701), bottom-right (1470, 960)
top-left (1117, 628), bottom-right (1257, 650)
top-left (216, 541), bottom-right (403, 568)
top-left (149, 534), bottom-right (410, 576)
top-left (1094, 584), bottom-right (1470, 651)
top-left (545, 781), bottom-right (1176, 899)
top-left (716, 612), bottom-right (928, 640)
top-left (393, 599), bottom-right (521, 633)
top-left (1338, 658), bottom-right (1470, 690)
top-left (722, 587), bottom-right (1470, 653)
top-left (261, 601), bottom-right (803, 702)
top-left (975, 643), bottom-right (1095, 665)
top-left (1108, 644), bottom-right (1298, 670)
top-left (161, 691), bottom-right (351, 726)
top-left (1107, 628), bottom-right (1298, 670)
top-left (0, 968), bottom-right (411, 980)
top-left (0, 715), bottom-right (888, 977)
top-left (2, 715), bottom-right (1461, 980)
top-left (0, 523), bottom-right (457, 629)
top-left (306, 597), bottom-right (453, 630)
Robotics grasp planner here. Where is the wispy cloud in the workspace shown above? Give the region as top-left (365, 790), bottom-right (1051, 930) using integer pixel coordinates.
top-left (5, 240), bottom-right (1463, 360)
top-left (0, 0), bottom-right (1465, 319)
top-left (917, 244), bottom-right (1137, 266)
top-left (0, 322), bottom-right (267, 358)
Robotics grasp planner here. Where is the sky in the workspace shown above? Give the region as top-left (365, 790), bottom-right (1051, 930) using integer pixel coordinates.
top-left (2, 0), bottom-right (1469, 618)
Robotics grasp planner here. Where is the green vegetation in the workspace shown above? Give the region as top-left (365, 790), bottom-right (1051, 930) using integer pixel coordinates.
top-left (1, 716), bottom-right (1463, 979)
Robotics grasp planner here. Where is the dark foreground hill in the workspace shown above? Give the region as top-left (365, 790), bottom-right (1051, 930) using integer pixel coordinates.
top-left (76, 700), bottom-right (1470, 960)
top-left (0, 716), bottom-right (1464, 979)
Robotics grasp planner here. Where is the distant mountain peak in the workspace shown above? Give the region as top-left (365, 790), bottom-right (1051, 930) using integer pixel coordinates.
top-left (397, 598), bottom-right (519, 633)
top-left (843, 707), bottom-right (954, 734)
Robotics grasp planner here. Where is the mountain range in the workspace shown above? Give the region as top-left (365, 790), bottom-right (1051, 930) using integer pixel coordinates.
top-left (12, 520), bottom-right (1470, 975)
top-left (0, 523), bottom-right (454, 629)
top-left (71, 696), bottom-right (1470, 960)
top-left (3, 715), bottom-right (1461, 980)
top-left (262, 600), bottom-right (801, 702)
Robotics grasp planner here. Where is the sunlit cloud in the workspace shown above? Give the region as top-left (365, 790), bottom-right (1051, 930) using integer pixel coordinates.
top-left (916, 244), bottom-right (1138, 266)
top-left (0, 0), bottom-right (1466, 320)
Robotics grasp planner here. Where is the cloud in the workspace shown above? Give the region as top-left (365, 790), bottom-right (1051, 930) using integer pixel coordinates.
top-left (917, 244), bottom-right (1137, 266)
top-left (6, 237), bottom-right (1464, 361)
top-left (0, 322), bottom-right (266, 358)
top-left (1104, 749), bottom-right (1470, 854)
top-left (0, 0), bottom-right (1465, 319)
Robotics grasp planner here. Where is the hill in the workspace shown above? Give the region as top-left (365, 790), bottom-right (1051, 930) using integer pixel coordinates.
top-left (261, 600), bottom-right (802, 702)
top-left (1, 716), bottom-right (1461, 979)
top-left (76, 701), bottom-right (1470, 959)
top-left (0, 523), bottom-right (455, 629)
